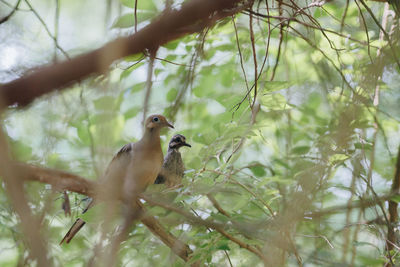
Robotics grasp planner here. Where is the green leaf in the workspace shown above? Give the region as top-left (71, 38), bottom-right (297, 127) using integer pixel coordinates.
top-left (124, 107), bottom-right (140, 119)
top-left (166, 88), bottom-right (178, 102)
top-left (291, 146), bottom-right (310, 155)
top-left (10, 140), bottom-right (32, 161)
top-left (120, 0), bottom-right (156, 10)
top-left (216, 243), bottom-right (230, 251)
top-left (260, 93), bottom-right (290, 111)
top-left (162, 39), bottom-right (180, 50)
top-left (76, 125), bottom-right (91, 145)
top-left (329, 154), bottom-right (349, 165)
top-left (93, 96), bottom-right (116, 110)
top-left (127, 81), bottom-right (146, 94)
top-left (263, 81), bottom-right (293, 92)
top-left (112, 13), bottom-right (135, 28)
top-left (390, 195), bottom-right (400, 203)
top-left (249, 165), bottom-right (267, 177)
top-left (112, 11), bottom-right (155, 29)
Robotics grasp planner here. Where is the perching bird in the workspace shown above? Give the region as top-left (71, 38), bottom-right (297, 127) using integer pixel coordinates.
top-left (60, 114), bottom-right (173, 244)
top-left (154, 134), bottom-right (191, 187)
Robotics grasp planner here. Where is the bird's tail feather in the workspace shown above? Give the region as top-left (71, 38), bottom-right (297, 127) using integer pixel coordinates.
top-left (59, 218), bottom-right (86, 245)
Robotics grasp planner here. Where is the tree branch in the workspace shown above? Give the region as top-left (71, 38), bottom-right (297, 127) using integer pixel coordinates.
top-left (0, 0), bottom-right (246, 108)
top-left (16, 161), bottom-right (196, 263)
top-left (0, 0), bottom-right (21, 24)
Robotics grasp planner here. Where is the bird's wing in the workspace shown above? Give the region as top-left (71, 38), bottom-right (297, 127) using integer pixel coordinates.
top-left (60, 143), bottom-right (135, 245)
top-left (101, 143), bottom-right (136, 185)
top-left (104, 143), bottom-right (134, 175)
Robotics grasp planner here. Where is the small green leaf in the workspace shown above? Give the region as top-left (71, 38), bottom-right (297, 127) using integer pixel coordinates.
top-left (112, 11), bottom-right (155, 29)
top-left (112, 14), bottom-right (135, 28)
top-left (124, 107), bottom-right (140, 119)
top-left (166, 88), bottom-right (178, 102)
top-left (127, 81), bottom-right (146, 94)
top-left (249, 165), bottom-right (267, 177)
top-left (120, 0), bottom-right (156, 10)
top-left (163, 39), bottom-right (180, 50)
top-left (76, 125), bottom-right (91, 145)
top-left (354, 142), bottom-right (372, 150)
top-left (93, 96), bottom-right (115, 110)
top-left (390, 195), bottom-right (400, 203)
top-left (10, 140), bottom-right (32, 161)
top-left (216, 243), bottom-right (230, 251)
top-left (263, 81), bottom-right (293, 92)
top-left (291, 146), bottom-right (310, 155)
top-left (260, 93), bottom-right (290, 111)
top-left (329, 154), bottom-right (349, 165)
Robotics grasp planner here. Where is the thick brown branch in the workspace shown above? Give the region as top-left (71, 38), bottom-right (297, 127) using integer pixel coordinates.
top-left (17, 162), bottom-right (97, 197)
top-left (142, 194), bottom-right (268, 262)
top-left (0, 0), bottom-right (245, 108)
top-left (139, 202), bottom-right (195, 263)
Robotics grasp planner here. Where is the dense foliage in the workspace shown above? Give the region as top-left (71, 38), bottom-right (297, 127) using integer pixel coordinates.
top-left (1, 0), bottom-right (400, 266)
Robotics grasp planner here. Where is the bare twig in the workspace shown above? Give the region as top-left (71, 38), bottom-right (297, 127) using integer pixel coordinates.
top-left (24, 0), bottom-right (70, 59)
top-left (249, 7), bottom-right (258, 107)
top-left (358, 0), bottom-right (400, 69)
top-left (0, 0), bottom-right (21, 24)
top-left (142, 49), bottom-right (157, 124)
top-left (232, 16), bottom-right (251, 103)
top-left (134, 0), bottom-right (138, 33)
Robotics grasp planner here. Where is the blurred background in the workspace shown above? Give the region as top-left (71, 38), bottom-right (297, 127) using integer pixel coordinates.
top-left (1, 0), bottom-right (400, 266)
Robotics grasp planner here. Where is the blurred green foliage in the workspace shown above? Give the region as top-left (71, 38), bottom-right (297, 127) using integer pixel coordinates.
top-left (1, 0), bottom-right (400, 266)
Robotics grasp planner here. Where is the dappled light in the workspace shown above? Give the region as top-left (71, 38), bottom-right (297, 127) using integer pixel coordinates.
top-left (0, 0), bottom-right (400, 266)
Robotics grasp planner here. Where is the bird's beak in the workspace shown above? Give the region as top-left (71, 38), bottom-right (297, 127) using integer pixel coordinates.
top-left (182, 142), bottom-right (191, 147)
top-left (166, 121), bottom-right (174, 129)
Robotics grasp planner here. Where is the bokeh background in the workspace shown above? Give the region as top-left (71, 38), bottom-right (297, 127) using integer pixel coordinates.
top-left (1, 0), bottom-right (400, 266)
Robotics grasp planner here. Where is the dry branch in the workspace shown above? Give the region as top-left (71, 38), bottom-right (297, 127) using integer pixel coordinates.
top-left (0, 0), bottom-right (247, 108)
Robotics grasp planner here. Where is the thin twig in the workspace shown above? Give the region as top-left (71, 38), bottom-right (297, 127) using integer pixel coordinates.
top-left (24, 0), bottom-right (70, 59)
top-left (232, 16), bottom-right (251, 104)
top-left (358, 0), bottom-right (400, 69)
top-left (142, 49), bottom-right (157, 124)
top-left (249, 7), bottom-right (258, 107)
top-left (134, 0), bottom-right (138, 33)
top-left (0, 0), bottom-right (21, 24)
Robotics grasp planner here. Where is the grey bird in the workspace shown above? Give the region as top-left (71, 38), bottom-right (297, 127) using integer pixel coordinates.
top-left (60, 114), bottom-right (173, 244)
top-left (154, 134), bottom-right (191, 187)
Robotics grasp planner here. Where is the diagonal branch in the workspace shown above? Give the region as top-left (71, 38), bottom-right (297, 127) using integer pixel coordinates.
top-left (0, 0), bottom-right (247, 109)
top-left (0, 0), bottom-right (21, 24)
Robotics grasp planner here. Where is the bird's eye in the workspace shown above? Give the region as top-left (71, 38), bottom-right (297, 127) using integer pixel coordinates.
top-left (176, 137), bottom-right (181, 142)
top-left (153, 117), bottom-right (159, 122)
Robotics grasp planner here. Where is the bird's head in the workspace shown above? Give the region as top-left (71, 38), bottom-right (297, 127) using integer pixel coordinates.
top-left (145, 114), bottom-right (174, 131)
top-left (169, 134), bottom-right (191, 150)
